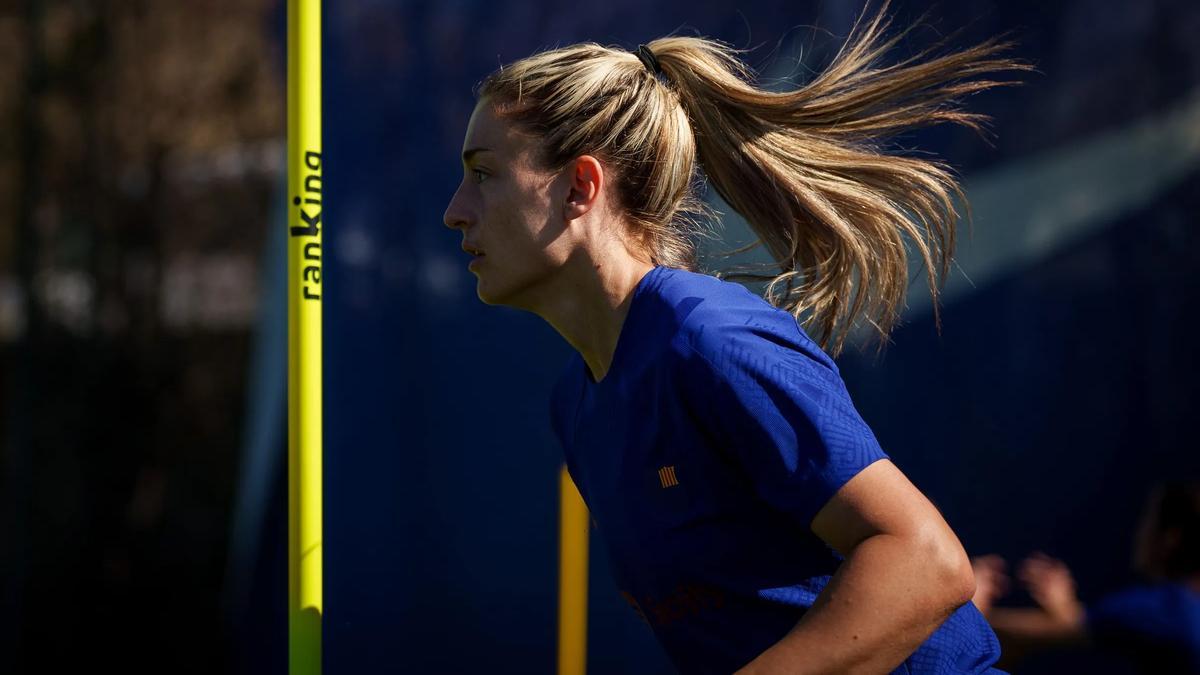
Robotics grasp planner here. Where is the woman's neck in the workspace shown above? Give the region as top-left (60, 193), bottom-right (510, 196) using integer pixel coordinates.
top-left (538, 253), bottom-right (654, 384)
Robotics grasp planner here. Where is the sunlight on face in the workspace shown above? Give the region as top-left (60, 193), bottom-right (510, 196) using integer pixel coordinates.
top-left (442, 98), bottom-right (570, 308)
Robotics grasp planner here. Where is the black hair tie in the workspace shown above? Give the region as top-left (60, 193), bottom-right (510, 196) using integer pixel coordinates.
top-left (635, 44), bottom-right (663, 76)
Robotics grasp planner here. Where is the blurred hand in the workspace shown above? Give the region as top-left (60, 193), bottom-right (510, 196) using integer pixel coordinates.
top-left (970, 554), bottom-right (1010, 614)
top-left (1017, 551), bottom-right (1085, 627)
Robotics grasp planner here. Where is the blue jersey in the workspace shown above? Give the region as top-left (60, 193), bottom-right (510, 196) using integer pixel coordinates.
top-left (549, 265), bottom-right (1003, 674)
top-left (1084, 581), bottom-right (1200, 672)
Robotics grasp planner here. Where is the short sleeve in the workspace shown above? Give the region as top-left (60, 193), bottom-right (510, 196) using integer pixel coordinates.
top-left (675, 316), bottom-right (889, 528)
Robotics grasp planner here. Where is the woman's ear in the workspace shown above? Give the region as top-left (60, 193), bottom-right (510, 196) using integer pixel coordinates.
top-left (563, 155), bottom-right (604, 222)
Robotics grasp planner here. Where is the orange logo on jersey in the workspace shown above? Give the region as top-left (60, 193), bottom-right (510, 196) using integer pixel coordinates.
top-left (658, 465), bottom-right (679, 488)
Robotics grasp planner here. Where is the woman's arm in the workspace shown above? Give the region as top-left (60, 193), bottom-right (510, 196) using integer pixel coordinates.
top-left (735, 459), bottom-right (976, 674)
top-left (984, 607), bottom-right (1087, 642)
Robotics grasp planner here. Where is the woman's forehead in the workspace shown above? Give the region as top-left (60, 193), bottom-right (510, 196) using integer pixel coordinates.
top-left (463, 102), bottom-right (541, 168)
top-left (464, 101), bottom-right (514, 151)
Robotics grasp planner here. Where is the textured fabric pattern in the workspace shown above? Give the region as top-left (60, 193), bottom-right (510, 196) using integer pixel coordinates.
top-left (679, 308), bottom-right (889, 529)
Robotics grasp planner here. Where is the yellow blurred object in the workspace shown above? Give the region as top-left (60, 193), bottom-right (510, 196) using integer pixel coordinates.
top-left (559, 464), bottom-right (590, 675)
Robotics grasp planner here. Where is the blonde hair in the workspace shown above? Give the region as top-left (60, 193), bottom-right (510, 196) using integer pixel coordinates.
top-left (477, 2), bottom-right (1031, 356)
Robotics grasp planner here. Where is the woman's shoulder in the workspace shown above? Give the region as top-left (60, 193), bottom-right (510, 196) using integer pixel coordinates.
top-left (657, 269), bottom-right (839, 385)
top-left (663, 272), bottom-right (828, 357)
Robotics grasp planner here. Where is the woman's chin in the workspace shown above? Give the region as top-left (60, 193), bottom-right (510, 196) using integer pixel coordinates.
top-left (473, 274), bottom-right (501, 305)
top-left (475, 275), bottom-right (528, 309)
top-left (471, 263), bottom-right (546, 309)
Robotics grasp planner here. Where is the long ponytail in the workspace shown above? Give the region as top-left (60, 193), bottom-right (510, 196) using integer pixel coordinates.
top-left (651, 5), bottom-right (1029, 354)
top-left (478, 1), bottom-right (1031, 356)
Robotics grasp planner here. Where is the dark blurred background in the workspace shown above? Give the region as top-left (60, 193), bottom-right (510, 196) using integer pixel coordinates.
top-left (1, 0), bottom-right (1197, 673)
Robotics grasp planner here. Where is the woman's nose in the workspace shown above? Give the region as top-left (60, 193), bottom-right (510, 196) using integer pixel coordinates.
top-left (443, 186), bottom-right (472, 231)
top-left (443, 208), bottom-right (472, 232)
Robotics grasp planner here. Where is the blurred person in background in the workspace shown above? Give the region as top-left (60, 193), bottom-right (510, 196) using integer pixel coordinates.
top-left (972, 480), bottom-right (1200, 673)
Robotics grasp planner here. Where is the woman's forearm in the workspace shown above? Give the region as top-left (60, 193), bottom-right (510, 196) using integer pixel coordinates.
top-left (735, 531), bottom-right (975, 674)
top-left (984, 606), bottom-right (1087, 643)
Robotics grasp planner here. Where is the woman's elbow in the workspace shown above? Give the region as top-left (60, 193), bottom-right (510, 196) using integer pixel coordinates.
top-left (945, 552), bottom-right (977, 609)
top-left (918, 526), bottom-right (977, 609)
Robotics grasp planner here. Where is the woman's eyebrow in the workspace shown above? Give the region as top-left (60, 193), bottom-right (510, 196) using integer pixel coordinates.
top-left (462, 147), bottom-right (493, 164)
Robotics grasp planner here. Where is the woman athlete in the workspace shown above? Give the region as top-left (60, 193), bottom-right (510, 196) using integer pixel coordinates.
top-left (443, 4), bottom-right (1029, 673)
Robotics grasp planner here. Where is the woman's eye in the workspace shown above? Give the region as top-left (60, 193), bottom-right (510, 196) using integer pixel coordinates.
top-left (472, 169), bottom-right (488, 184)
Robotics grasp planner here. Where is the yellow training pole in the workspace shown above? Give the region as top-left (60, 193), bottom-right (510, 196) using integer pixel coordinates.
top-left (287, 0), bottom-right (323, 673)
top-left (558, 464), bottom-right (590, 675)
